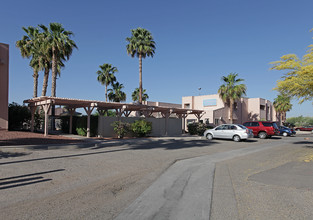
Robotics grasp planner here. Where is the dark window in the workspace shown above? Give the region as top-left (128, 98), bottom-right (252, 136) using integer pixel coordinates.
top-left (230, 125), bottom-right (237, 130)
top-left (260, 105), bottom-right (265, 110)
top-left (262, 122), bottom-right (272, 127)
top-left (251, 122), bottom-right (259, 126)
top-left (243, 122), bottom-right (250, 126)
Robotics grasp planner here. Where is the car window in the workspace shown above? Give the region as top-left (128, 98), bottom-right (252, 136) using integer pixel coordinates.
top-left (243, 122), bottom-right (250, 126)
top-left (215, 125), bottom-right (223, 130)
top-left (237, 124), bottom-right (246, 129)
top-left (251, 122), bottom-right (259, 126)
top-left (230, 125), bottom-right (237, 130)
top-left (262, 122), bottom-right (272, 127)
top-left (272, 122), bottom-right (279, 129)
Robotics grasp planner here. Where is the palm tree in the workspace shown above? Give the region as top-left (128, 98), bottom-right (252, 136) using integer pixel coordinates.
top-left (126, 27), bottom-right (156, 104)
top-left (132, 88), bottom-right (149, 102)
top-left (218, 73), bottom-right (247, 124)
top-left (16, 26), bottom-right (41, 98)
top-left (97, 64), bottom-right (118, 102)
top-left (108, 82), bottom-right (126, 102)
top-left (273, 94), bottom-right (292, 125)
top-left (39, 23), bottom-right (77, 97)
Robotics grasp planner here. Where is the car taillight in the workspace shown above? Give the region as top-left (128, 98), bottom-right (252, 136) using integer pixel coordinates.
top-left (246, 129), bottom-right (249, 134)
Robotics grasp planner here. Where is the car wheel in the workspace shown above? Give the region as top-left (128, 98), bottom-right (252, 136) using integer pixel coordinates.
top-left (206, 133), bottom-right (213, 140)
top-left (233, 135), bottom-right (241, 142)
top-left (258, 132), bottom-right (267, 139)
top-left (283, 132), bottom-right (288, 137)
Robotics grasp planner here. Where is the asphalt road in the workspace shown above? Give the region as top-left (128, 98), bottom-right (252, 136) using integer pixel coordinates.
top-left (0, 133), bottom-right (312, 219)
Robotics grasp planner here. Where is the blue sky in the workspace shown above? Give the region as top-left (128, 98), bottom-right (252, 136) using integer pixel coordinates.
top-left (1, 0), bottom-right (312, 117)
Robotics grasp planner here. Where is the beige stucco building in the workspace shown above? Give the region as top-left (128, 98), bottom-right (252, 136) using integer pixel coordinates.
top-left (0, 43), bottom-right (9, 130)
top-left (182, 94), bottom-right (278, 127)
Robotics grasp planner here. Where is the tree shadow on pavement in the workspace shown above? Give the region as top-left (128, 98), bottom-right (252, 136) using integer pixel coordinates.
top-left (0, 151), bottom-right (30, 159)
top-left (0, 138), bottom-right (218, 165)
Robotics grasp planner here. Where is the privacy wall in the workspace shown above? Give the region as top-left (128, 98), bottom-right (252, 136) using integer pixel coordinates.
top-left (98, 116), bottom-right (182, 137)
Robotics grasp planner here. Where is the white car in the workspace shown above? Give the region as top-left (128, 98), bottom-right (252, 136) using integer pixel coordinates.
top-left (204, 124), bottom-right (253, 142)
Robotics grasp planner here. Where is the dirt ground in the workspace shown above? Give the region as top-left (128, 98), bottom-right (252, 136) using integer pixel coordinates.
top-left (0, 130), bottom-right (84, 146)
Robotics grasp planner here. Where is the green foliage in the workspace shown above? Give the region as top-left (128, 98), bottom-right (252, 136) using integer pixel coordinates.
top-left (108, 82), bottom-right (126, 102)
top-left (187, 122), bottom-right (212, 136)
top-left (8, 102), bottom-right (31, 130)
top-left (131, 119), bottom-right (152, 137)
top-left (61, 116), bottom-right (98, 137)
top-left (132, 88), bottom-right (149, 102)
top-left (286, 116), bottom-right (313, 127)
top-left (96, 63), bottom-right (117, 102)
top-left (270, 31), bottom-right (313, 104)
top-left (111, 121), bottom-right (131, 138)
top-left (218, 73), bottom-right (247, 123)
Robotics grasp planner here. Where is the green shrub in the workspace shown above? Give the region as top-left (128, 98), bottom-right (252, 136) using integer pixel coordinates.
top-left (131, 119), bottom-right (152, 137)
top-left (77, 116), bottom-right (98, 137)
top-left (187, 122), bottom-right (212, 136)
top-left (8, 102), bottom-right (31, 130)
top-left (111, 121), bottom-right (131, 138)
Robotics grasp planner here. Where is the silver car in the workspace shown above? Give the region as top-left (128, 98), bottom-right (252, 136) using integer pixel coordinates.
top-left (204, 124), bottom-right (253, 142)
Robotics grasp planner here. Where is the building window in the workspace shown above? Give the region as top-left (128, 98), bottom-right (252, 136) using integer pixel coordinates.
top-left (184, 103), bottom-right (190, 109)
top-left (205, 118), bottom-right (210, 124)
top-left (214, 118), bottom-right (219, 125)
top-left (187, 119), bottom-right (196, 124)
top-left (234, 102), bottom-right (238, 109)
top-left (260, 105), bottom-right (265, 110)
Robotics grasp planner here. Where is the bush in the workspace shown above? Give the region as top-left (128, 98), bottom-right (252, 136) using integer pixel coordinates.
top-left (75, 116), bottom-right (98, 137)
top-left (60, 115), bottom-right (98, 137)
top-left (187, 122), bottom-right (212, 136)
top-left (8, 102), bottom-right (31, 130)
top-left (131, 119), bottom-right (152, 137)
top-left (111, 121), bottom-right (131, 138)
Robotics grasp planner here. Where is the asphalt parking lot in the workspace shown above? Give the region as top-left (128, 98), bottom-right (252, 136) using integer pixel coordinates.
top-left (0, 132), bottom-right (312, 219)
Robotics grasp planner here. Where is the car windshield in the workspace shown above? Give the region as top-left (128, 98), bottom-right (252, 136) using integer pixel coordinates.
top-left (272, 122), bottom-right (279, 129)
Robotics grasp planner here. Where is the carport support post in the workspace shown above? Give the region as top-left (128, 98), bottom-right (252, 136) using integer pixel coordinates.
top-left (68, 108), bottom-right (76, 134)
top-left (84, 106), bottom-right (95, 138)
top-left (42, 103), bottom-right (51, 136)
top-left (163, 111), bottom-right (170, 136)
top-left (30, 105), bottom-right (36, 132)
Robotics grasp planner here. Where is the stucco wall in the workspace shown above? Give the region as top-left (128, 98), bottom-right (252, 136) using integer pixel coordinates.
top-left (0, 43), bottom-right (9, 130)
top-left (98, 117), bottom-right (182, 137)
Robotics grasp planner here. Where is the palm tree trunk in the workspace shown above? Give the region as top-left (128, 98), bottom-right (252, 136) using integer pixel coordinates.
top-left (229, 99), bottom-right (234, 124)
top-left (105, 84), bottom-right (108, 102)
top-left (33, 71), bottom-right (39, 98)
top-left (280, 113), bottom-right (283, 126)
top-left (51, 49), bottom-right (57, 97)
top-left (139, 54), bottom-right (142, 104)
top-left (41, 68), bottom-right (49, 96)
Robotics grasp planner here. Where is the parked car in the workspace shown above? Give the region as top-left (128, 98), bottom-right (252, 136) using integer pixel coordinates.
top-left (295, 126), bottom-right (313, 131)
top-left (278, 126), bottom-right (296, 136)
top-left (204, 124), bottom-right (253, 142)
top-left (242, 121), bottom-right (279, 139)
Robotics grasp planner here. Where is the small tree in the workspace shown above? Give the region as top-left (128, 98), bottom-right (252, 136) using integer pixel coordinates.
top-left (131, 119), bottom-right (152, 137)
top-left (111, 121), bottom-right (130, 138)
top-left (8, 102), bottom-right (31, 130)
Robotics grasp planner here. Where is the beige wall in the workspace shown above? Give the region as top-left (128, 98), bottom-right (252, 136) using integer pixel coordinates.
top-left (98, 116), bottom-right (182, 137)
top-left (182, 94), bottom-right (277, 129)
top-left (0, 43), bottom-right (9, 130)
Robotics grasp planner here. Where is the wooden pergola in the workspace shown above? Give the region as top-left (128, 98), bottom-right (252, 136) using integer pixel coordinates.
top-left (24, 97), bottom-right (204, 137)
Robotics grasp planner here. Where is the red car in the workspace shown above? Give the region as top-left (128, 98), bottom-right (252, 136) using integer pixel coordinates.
top-left (295, 126), bottom-right (313, 131)
top-left (243, 121), bottom-right (279, 139)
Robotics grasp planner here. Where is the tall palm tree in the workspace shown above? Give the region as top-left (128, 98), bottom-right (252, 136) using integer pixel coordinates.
top-left (218, 73), bottom-right (247, 124)
top-left (126, 27), bottom-right (156, 104)
top-left (97, 64), bottom-right (118, 102)
top-left (16, 26), bottom-right (41, 98)
top-left (132, 88), bottom-right (149, 102)
top-left (39, 23), bottom-right (77, 97)
top-left (273, 94), bottom-right (292, 125)
top-left (108, 82), bottom-right (126, 102)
